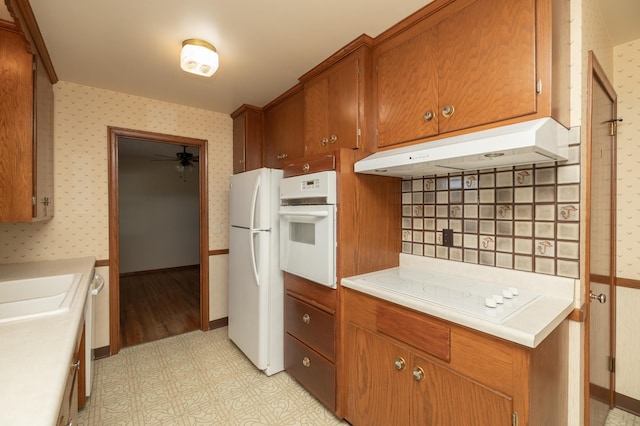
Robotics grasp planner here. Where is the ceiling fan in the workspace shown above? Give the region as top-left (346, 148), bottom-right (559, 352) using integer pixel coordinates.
top-left (153, 145), bottom-right (199, 171)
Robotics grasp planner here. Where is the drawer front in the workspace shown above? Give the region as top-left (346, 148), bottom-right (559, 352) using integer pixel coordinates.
top-left (285, 294), bottom-right (335, 361)
top-left (283, 154), bottom-right (335, 177)
top-left (376, 303), bottom-right (451, 362)
top-left (285, 334), bottom-right (336, 411)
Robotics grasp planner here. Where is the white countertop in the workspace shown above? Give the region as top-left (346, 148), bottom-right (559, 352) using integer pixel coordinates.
top-left (0, 257), bottom-right (95, 425)
top-left (342, 254), bottom-right (576, 348)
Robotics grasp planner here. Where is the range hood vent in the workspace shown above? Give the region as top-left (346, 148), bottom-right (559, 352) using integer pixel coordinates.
top-left (355, 118), bottom-right (569, 178)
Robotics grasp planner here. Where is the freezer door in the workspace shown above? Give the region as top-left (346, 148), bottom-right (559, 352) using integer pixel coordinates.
top-left (230, 168), bottom-right (272, 230)
top-left (228, 226), bottom-right (270, 370)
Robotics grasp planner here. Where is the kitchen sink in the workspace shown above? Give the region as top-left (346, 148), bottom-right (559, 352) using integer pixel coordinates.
top-left (0, 274), bottom-right (82, 323)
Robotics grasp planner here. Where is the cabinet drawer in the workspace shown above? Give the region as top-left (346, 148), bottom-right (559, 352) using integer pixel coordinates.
top-left (285, 333), bottom-right (336, 411)
top-left (285, 294), bottom-right (335, 362)
top-left (283, 154), bottom-right (335, 177)
top-left (376, 303), bottom-right (450, 362)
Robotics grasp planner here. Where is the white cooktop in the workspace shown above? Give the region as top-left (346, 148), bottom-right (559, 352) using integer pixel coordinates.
top-left (352, 268), bottom-right (541, 324)
top-left (341, 254), bottom-right (577, 348)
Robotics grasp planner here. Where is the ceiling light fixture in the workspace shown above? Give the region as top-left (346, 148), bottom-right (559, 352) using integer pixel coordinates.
top-left (180, 39), bottom-right (218, 77)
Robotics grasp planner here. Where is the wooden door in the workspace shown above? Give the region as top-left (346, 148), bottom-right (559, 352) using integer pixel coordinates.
top-left (586, 51), bottom-right (617, 425)
top-left (345, 325), bottom-right (410, 425)
top-left (0, 28), bottom-right (34, 222)
top-left (326, 53), bottom-right (359, 151)
top-left (304, 74), bottom-right (330, 155)
top-left (375, 25), bottom-right (439, 147)
top-left (232, 113), bottom-right (247, 174)
top-left (412, 354), bottom-right (513, 425)
top-left (263, 89), bottom-right (304, 168)
top-left (437, 0), bottom-right (537, 134)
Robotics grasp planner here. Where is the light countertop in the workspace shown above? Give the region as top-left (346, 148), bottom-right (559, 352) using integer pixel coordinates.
top-left (342, 254), bottom-right (577, 348)
top-left (0, 257), bottom-right (95, 425)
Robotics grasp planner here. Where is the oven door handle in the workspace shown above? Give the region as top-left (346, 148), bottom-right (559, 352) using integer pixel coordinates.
top-left (278, 210), bottom-right (329, 218)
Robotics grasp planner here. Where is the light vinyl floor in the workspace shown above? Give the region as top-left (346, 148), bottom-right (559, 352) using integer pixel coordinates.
top-left (79, 327), bottom-right (345, 425)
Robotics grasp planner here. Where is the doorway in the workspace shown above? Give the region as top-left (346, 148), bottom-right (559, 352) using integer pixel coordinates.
top-left (585, 51), bottom-right (617, 425)
top-left (108, 127), bottom-right (210, 355)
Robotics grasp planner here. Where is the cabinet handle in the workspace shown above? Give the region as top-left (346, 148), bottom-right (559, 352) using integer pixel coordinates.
top-left (276, 153), bottom-right (288, 160)
top-left (329, 134), bottom-right (338, 144)
top-left (442, 105), bottom-right (455, 118)
top-left (321, 137), bottom-right (328, 146)
top-left (423, 110), bottom-right (435, 122)
top-left (302, 313), bottom-right (310, 324)
top-left (72, 359), bottom-right (80, 372)
top-left (302, 356), bottom-right (311, 368)
top-left (412, 366), bottom-right (425, 381)
top-left (302, 163), bottom-right (310, 172)
top-left (66, 421), bottom-right (73, 426)
top-left (394, 357), bottom-right (406, 371)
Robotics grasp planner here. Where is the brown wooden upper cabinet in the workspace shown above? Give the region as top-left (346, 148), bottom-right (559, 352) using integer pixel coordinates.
top-left (0, 25), bottom-right (54, 223)
top-left (374, 0), bottom-right (569, 148)
top-left (231, 105), bottom-right (263, 174)
top-left (263, 85), bottom-right (305, 168)
top-left (302, 42), bottom-right (372, 156)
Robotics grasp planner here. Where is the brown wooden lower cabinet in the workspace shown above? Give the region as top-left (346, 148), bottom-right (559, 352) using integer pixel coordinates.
top-left (343, 288), bottom-right (569, 426)
top-left (58, 322), bottom-right (84, 426)
top-left (285, 334), bottom-right (336, 411)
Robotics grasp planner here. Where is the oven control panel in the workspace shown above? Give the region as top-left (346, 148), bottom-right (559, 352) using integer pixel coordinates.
top-left (280, 171), bottom-right (337, 205)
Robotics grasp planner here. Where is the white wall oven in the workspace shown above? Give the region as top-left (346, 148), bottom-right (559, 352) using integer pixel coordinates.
top-left (279, 171), bottom-right (337, 288)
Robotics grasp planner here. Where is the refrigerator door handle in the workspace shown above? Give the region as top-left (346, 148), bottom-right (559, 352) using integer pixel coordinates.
top-left (249, 174), bottom-right (261, 230)
top-left (250, 230), bottom-right (260, 287)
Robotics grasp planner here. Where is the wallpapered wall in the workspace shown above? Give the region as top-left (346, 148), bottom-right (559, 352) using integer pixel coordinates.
top-left (613, 38), bottom-right (640, 401)
top-left (0, 81), bottom-right (232, 262)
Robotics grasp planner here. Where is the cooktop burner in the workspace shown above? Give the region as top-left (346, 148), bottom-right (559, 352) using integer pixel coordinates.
top-left (354, 268), bottom-right (541, 324)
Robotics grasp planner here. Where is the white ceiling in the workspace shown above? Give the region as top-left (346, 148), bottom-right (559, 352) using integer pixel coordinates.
top-left (6, 1), bottom-right (640, 116)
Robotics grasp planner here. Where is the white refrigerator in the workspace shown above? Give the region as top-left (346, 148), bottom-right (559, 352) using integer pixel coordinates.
top-left (228, 167), bottom-right (284, 376)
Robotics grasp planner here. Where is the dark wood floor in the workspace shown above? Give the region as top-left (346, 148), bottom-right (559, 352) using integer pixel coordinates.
top-left (120, 265), bottom-right (200, 347)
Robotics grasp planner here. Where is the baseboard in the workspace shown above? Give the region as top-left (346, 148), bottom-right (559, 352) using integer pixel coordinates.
top-left (616, 392), bottom-right (640, 417)
top-left (93, 346), bottom-right (111, 360)
top-left (209, 317), bottom-right (228, 329)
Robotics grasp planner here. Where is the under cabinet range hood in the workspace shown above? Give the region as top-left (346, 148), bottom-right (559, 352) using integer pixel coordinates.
top-left (355, 118), bottom-right (569, 178)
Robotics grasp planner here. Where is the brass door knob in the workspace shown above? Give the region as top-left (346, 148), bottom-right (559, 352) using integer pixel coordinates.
top-left (321, 137), bottom-right (328, 146)
top-left (442, 105), bottom-right (455, 118)
top-left (302, 313), bottom-right (310, 324)
top-left (394, 357), bottom-right (406, 371)
top-left (412, 366), bottom-right (425, 381)
top-left (329, 134), bottom-right (338, 143)
top-left (423, 110), bottom-right (435, 122)
top-left (302, 357), bottom-right (311, 368)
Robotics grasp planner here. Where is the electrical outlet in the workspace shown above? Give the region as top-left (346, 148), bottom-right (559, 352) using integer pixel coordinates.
top-left (442, 229), bottom-right (454, 247)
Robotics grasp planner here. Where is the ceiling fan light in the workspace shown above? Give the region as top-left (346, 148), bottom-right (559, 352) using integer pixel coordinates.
top-left (180, 39), bottom-right (218, 77)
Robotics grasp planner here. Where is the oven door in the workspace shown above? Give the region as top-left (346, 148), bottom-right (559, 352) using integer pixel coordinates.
top-left (279, 205), bottom-right (336, 288)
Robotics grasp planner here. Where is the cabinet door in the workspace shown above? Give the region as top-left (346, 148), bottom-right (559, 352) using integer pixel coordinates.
top-left (345, 324), bottom-right (410, 425)
top-left (263, 89), bottom-right (304, 168)
top-left (0, 29), bottom-right (34, 222)
top-left (232, 108), bottom-right (263, 174)
top-left (437, 0), bottom-right (536, 134)
top-left (375, 25), bottom-right (439, 147)
top-left (34, 53), bottom-right (54, 220)
top-left (304, 53), bottom-right (360, 155)
top-left (412, 353), bottom-right (513, 425)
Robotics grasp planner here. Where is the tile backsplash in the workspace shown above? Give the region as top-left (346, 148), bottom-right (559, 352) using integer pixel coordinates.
top-left (401, 142), bottom-right (581, 279)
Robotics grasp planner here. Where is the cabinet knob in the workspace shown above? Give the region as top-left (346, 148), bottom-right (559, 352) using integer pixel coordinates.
top-left (412, 366), bottom-right (425, 381)
top-left (302, 313), bottom-right (310, 324)
top-left (423, 110), bottom-right (435, 122)
top-left (321, 137), bottom-right (328, 146)
top-left (329, 134), bottom-right (338, 144)
top-left (442, 105), bottom-right (455, 118)
top-left (302, 163), bottom-right (310, 172)
top-left (72, 359), bottom-right (80, 372)
top-left (394, 356), bottom-right (406, 371)
top-left (302, 356), bottom-right (311, 368)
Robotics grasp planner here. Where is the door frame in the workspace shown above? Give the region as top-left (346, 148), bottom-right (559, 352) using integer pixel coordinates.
top-left (108, 126), bottom-right (210, 355)
top-left (584, 50), bottom-right (617, 423)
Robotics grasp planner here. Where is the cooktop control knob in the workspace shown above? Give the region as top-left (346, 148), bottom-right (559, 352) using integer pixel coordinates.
top-left (493, 295), bottom-right (504, 304)
top-left (502, 289), bottom-right (514, 299)
top-left (509, 287), bottom-right (519, 296)
top-left (484, 297), bottom-right (497, 308)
